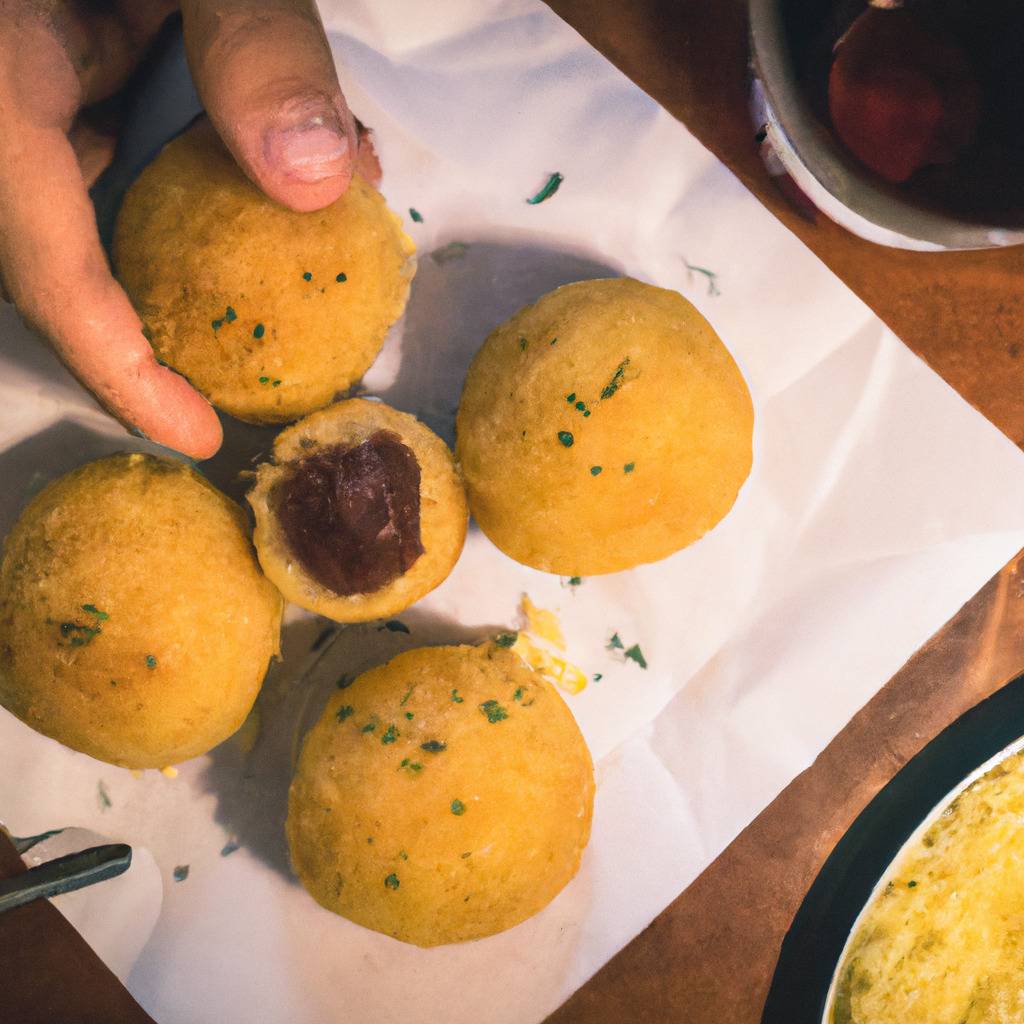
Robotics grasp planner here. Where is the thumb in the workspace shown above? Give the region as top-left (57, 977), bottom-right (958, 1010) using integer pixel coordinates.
top-left (181, 0), bottom-right (359, 213)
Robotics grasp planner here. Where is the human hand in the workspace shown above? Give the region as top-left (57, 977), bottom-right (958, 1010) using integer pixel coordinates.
top-left (0, 0), bottom-right (379, 459)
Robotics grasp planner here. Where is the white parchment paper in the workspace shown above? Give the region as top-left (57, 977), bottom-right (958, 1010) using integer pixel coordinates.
top-left (3, 1), bottom-right (1024, 1021)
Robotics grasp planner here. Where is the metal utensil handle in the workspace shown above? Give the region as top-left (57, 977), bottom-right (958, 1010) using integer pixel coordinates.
top-left (0, 843), bottom-right (132, 914)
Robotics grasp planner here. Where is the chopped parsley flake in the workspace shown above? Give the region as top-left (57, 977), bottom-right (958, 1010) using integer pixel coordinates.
top-left (451, 799), bottom-right (466, 816)
top-left (409, 208), bottom-right (423, 223)
top-left (593, 672), bottom-right (603, 682)
top-left (253, 323), bottom-right (265, 339)
top-left (302, 271), bottom-right (313, 281)
top-left (600, 358), bottom-right (630, 400)
top-left (336, 705), bottom-right (355, 723)
top-left (60, 622), bottom-right (101, 647)
top-left (259, 376), bottom-right (269, 384)
top-left (519, 337), bottom-right (528, 351)
top-left (566, 393), bottom-right (576, 403)
top-left (81, 604), bottom-right (109, 620)
top-left (211, 319), bottom-right (223, 331)
top-left (568, 577), bottom-right (583, 587)
top-left (608, 633), bottom-right (624, 651)
top-left (494, 632), bottom-right (518, 648)
top-left (97, 780), bottom-right (112, 810)
top-left (590, 466), bottom-right (603, 476)
top-left (479, 700), bottom-right (508, 723)
top-left (557, 431), bottom-right (574, 448)
top-left (381, 724), bottom-right (399, 745)
top-left (145, 655), bottom-right (157, 669)
top-left (399, 851), bottom-right (409, 860)
top-left (460, 851), bottom-right (472, 858)
top-left (336, 273), bottom-right (347, 283)
top-left (367, 837), bottom-right (374, 844)
top-left (384, 873), bottom-right (400, 890)
top-left (336, 674), bottom-right (354, 689)
top-left (381, 620), bottom-right (410, 634)
top-left (400, 685), bottom-right (415, 706)
top-left (513, 687), bottom-right (525, 702)
top-left (421, 740), bottom-right (447, 752)
top-left (404, 711), bottom-right (414, 720)
top-left (908, 880), bottom-right (918, 888)
top-left (225, 306), bottom-right (237, 323)
top-left (684, 259), bottom-right (721, 297)
top-left (575, 401), bottom-right (586, 411)
top-left (173, 865), bottom-right (189, 882)
top-left (221, 841), bottom-right (240, 857)
top-left (550, 337), bottom-right (558, 346)
top-left (272, 379), bottom-right (282, 387)
top-left (526, 171), bottom-right (564, 204)
top-left (361, 723), bottom-right (376, 734)
top-left (399, 758), bottom-right (423, 772)
top-left (624, 644), bottom-right (648, 669)
top-left (624, 462), bottom-right (636, 473)
top-left (451, 689), bottom-right (464, 704)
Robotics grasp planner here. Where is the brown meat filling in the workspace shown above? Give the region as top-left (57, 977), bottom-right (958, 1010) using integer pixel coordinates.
top-left (275, 430), bottom-right (424, 595)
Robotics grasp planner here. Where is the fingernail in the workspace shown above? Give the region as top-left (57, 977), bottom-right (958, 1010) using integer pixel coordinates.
top-left (265, 113), bottom-right (349, 182)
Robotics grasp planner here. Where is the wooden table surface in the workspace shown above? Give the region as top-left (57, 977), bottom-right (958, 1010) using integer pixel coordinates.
top-left (544, 1), bottom-right (1024, 1021)
top-left (4, 3), bottom-right (1024, 1022)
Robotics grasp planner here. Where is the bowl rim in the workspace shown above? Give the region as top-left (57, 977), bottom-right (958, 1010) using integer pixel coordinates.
top-left (761, 670), bottom-right (1024, 1023)
top-left (747, 0), bottom-right (1024, 250)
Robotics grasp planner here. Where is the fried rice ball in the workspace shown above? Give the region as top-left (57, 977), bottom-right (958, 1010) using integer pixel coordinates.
top-left (248, 399), bottom-right (468, 623)
top-left (286, 642), bottom-right (594, 946)
top-left (113, 118), bottom-right (416, 424)
top-left (0, 453), bottom-right (282, 768)
top-left (456, 277), bottom-right (754, 575)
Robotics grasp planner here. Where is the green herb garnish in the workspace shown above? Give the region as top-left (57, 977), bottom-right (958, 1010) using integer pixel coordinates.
top-left (302, 271), bottom-right (312, 281)
top-left (399, 685), bottom-right (415, 706)
top-left (684, 259), bottom-right (720, 297)
top-left (272, 379), bottom-right (282, 387)
top-left (399, 851), bottom-right (409, 860)
top-left (336, 705), bottom-right (354, 723)
top-left (97, 780), bottom-right (112, 811)
top-left (592, 672), bottom-right (603, 682)
top-left (421, 740), bottom-right (447, 753)
top-left (566, 393), bottom-right (576, 403)
top-left (557, 431), bottom-right (574, 447)
top-left (908, 880), bottom-right (918, 888)
top-left (409, 208), bottom-right (423, 223)
top-left (381, 724), bottom-right (399, 745)
top-left (60, 622), bottom-right (101, 647)
top-left (253, 323), bottom-right (265, 340)
top-left (173, 865), bottom-right (189, 882)
top-left (608, 633), bottom-right (624, 650)
top-left (568, 577), bottom-right (583, 587)
top-left (211, 319), bottom-right (223, 331)
top-left (451, 689), bottom-right (464, 704)
top-left (450, 799), bottom-right (466, 816)
top-left (225, 306), bottom-right (237, 323)
top-left (624, 644), bottom-right (647, 669)
top-left (404, 711), bottom-right (414, 720)
top-left (81, 604), bottom-right (109, 620)
top-left (624, 462), bottom-right (635, 473)
top-left (519, 337), bottom-right (528, 351)
top-left (526, 171), bottom-right (563, 204)
top-left (513, 687), bottom-right (525, 702)
top-left (479, 700), bottom-right (508, 723)
top-left (259, 376), bottom-right (269, 384)
top-left (494, 632), bottom-right (518, 648)
top-left (361, 723), bottom-right (376, 734)
top-left (145, 655), bottom-right (157, 669)
top-left (381, 620), bottom-right (410, 634)
top-left (600, 358), bottom-right (630, 400)
top-left (335, 272), bottom-right (347, 283)
top-left (399, 758), bottom-right (423, 772)
top-left (336, 674), bottom-right (354, 689)
top-left (590, 466), bottom-right (603, 476)
top-left (221, 841), bottom-right (240, 857)
top-left (384, 873), bottom-right (400, 890)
